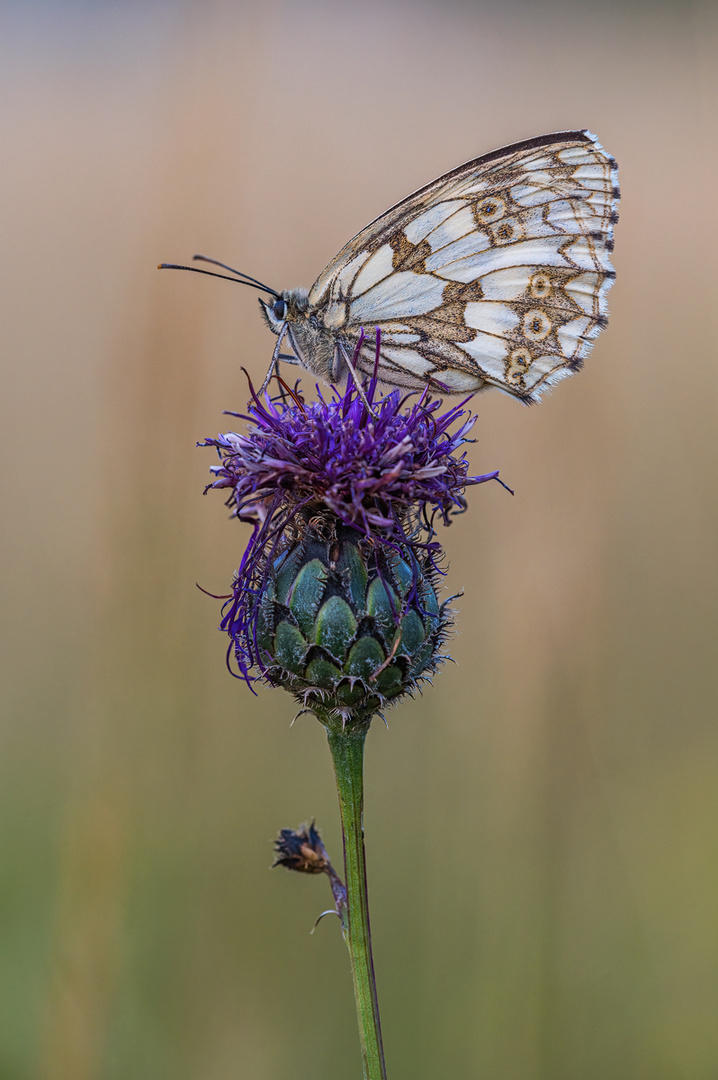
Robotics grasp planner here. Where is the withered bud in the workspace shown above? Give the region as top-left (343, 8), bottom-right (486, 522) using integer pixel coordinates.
top-left (272, 821), bottom-right (332, 875)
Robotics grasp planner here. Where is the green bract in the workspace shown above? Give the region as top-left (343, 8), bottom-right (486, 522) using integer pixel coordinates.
top-left (255, 523), bottom-right (450, 729)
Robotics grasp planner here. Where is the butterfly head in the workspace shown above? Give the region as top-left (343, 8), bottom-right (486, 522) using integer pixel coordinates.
top-left (258, 287), bottom-right (343, 386)
top-left (258, 288), bottom-right (310, 335)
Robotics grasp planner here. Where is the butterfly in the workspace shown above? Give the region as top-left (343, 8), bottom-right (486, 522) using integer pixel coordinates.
top-left (161, 129), bottom-right (618, 403)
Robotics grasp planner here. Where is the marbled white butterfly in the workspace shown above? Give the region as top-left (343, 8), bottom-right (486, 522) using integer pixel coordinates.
top-left (162, 130), bottom-right (618, 403)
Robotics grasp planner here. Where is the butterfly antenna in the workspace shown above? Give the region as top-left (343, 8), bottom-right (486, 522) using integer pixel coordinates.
top-left (158, 262), bottom-right (279, 297)
top-left (191, 255), bottom-right (280, 297)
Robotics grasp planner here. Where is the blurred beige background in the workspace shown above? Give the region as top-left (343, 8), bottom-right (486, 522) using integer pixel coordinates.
top-left (2, 1), bottom-right (717, 1078)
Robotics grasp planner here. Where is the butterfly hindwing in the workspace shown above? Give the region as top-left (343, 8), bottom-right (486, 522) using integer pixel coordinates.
top-left (308, 130), bottom-right (619, 400)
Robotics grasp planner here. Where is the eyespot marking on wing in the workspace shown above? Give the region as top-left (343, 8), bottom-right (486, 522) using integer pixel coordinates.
top-left (522, 309), bottom-right (553, 342)
top-left (475, 196), bottom-right (507, 223)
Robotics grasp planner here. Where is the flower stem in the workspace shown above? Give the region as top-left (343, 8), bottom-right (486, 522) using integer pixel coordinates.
top-left (327, 727), bottom-right (387, 1080)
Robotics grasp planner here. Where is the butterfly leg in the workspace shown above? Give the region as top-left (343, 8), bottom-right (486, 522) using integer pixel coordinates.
top-left (256, 330), bottom-right (285, 397)
top-left (256, 323), bottom-right (298, 397)
top-left (338, 343), bottom-right (378, 418)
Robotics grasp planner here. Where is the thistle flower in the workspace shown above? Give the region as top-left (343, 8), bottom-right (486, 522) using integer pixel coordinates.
top-left (202, 335), bottom-right (507, 729)
top-left (198, 335), bottom-right (510, 1080)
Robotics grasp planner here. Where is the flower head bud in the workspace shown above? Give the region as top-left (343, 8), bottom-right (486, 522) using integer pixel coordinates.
top-left (254, 518), bottom-right (448, 728)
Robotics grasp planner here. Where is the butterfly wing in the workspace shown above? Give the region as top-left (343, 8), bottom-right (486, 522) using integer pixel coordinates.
top-left (308, 130), bottom-right (619, 400)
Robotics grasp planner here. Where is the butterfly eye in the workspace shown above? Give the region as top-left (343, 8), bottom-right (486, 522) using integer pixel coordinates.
top-left (272, 298), bottom-right (287, 320)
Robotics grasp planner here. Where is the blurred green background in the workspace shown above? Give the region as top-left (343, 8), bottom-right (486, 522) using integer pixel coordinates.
top-left (2, 1), bottom-right (717, 1077)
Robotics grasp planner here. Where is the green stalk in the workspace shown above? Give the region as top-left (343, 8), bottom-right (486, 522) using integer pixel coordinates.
top-left (327, 727), bottom-right (387, 1080)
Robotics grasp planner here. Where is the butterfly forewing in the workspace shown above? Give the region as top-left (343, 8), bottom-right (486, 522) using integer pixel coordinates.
top-left (308, 130), bottom-right (618, 400)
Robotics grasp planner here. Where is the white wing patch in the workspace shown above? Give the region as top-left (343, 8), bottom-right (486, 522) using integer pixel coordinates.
top-left (557, 317), bottom-right (592, 357)
top-left (437, 237), bottom-right (573, 279)
top-left (380, 348), bottom-right (435, 375)
top-left (461, 331), bottom-right (509, 368)
top-left (424, 229), bottom-right (492, 273)
top-left (479, 267), bottom-right (535, 301)
top-left (334, 249), bottom-right (372, 295)
top-left (564, 272), bottom-right (603, 315)
top-left (464, 301), bottom-right (520, 336)
top-left (302, 129), bottom-right (619, 400)
top-left (422, 206), bottom-right (477, 252)
top-left (432, 369), bottom-right (486, 392)
top-left (349, 272), bottom-right (446, 322)
top-left (352, 244), bottom-right (395, 297)
top-left (404, 200), bottom-right (468, 244)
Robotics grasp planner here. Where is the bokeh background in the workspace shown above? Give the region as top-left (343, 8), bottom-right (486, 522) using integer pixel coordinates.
top-left (2, 1), bottom-right (717, 1077)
